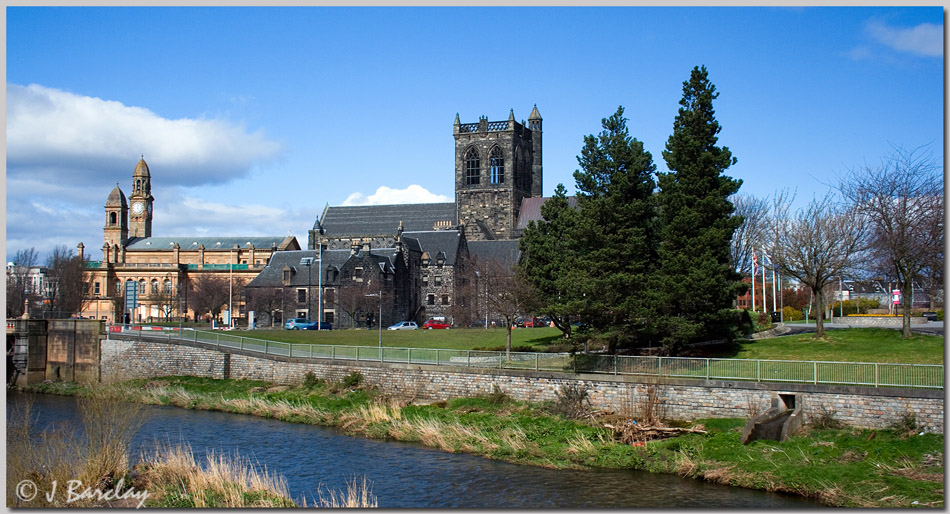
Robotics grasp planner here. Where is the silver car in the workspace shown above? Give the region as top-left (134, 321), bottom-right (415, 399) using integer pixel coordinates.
top-left (387, 321), bottom-right (418, 330)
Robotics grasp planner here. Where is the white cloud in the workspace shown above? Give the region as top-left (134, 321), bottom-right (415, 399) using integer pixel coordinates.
top-left (6, 83), bottom-right (284, 187)
top-left (865, 21), bottom-right (943, 57)
top-left (342, 185), bottom-right (451, 206)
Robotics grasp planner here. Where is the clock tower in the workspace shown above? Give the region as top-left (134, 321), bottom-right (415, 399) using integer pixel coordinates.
top-left (128, 157), bottom-right (154, 238)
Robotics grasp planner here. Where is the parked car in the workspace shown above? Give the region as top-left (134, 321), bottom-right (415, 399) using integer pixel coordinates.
top-left (467, 320), bottom-right (488, 328)
top-left (284, 318), bottom-right (316, 330)
top-left (387, 321), bottom-right (418, 330)
top-left (422, 319), bottom-right (451, 330)
top-left (922, 312), bottom-right (938, 322)
top-left (303, 321), bottom-right (333, 330)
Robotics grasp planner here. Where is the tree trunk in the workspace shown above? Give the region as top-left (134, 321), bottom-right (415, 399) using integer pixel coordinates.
top-left (900, 278), bottom-right (913, 339)
top-left (505, 326), bottom-right (512, 360)
top-left (813, 287), bottom-right (826, 337)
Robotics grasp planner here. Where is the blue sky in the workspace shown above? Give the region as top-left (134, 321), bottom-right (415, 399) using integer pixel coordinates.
top-left (5, 6), bottom-right (944, 264)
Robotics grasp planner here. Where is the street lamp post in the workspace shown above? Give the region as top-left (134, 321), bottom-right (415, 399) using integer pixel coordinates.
top-left (365, 290), bottom-right (382, 347)
top-left (317, 245), bottom-right (323, 330)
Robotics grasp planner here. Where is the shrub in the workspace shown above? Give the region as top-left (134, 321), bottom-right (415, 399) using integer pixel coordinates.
top-left (830, 299), bottom-right (881, 316)
top-left (302, 371), bottom-right (321, 388)
top-left (782, 306), bottom-right (803, 322)
top-left (549, 383), bottom-right (591, 420)
top-left (887, 411), bottom-right (918, 436)
top-left (341, 371), bottom-right (364, 389)
top-left (481, 384), bottom-right (511, 405)
top-left (809, 406), bottom-right (844, 430)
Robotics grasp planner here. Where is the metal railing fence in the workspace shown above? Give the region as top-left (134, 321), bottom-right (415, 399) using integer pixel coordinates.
top-left (105, 325), bottom-right (944, 390)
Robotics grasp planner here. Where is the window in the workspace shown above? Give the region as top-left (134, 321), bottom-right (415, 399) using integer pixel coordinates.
top-left (138, 280), bottom-right (146, 295)
top-left (325, 289), bottom-right (335, 306)
top-left (354, 267), bottom-right (363, 282)
top-left (427, 294), bottom-right (435, 305)
top-left (465, 147), bottom-right (480, 185)
top-left (94, 282), bottom-right (100, 295)
top-left (441, 295), bottom-right (450, 305)
top-left (422, 276), bottom-right (429, 286)
top-left (297, 311), bottom-right (307, 319)
top-left (151, 280), bottom-right (159, 295)
top-left (489, 147), bottom-right (505, 184)
top-left (297, 289), bottom-right (307, 303)
top-left (434, 275), bottom-right (443, 286)
top-left (163, 279), bottom-right (172, 294)
top-left (324, 312), bottom-right (334, 324)
top-left (109, 212), bottom-right (117, 225)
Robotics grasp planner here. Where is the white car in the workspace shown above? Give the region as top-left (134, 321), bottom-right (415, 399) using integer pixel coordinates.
top-left (387, 321), bottom-right (418, 330)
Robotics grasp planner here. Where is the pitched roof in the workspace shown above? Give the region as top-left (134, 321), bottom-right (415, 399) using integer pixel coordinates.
top-left (468, 240), bottom-right (521, 270)
top-left (247, 248), bottom-right (402, 288)
top-left (124, 236), bottom-right (299, 251)
top-left (515, 196), bottom-right (578, 231)
top-left (402, 230), bottom-right (464, 266)
top-left (318, 203), bottom-right (457, 237)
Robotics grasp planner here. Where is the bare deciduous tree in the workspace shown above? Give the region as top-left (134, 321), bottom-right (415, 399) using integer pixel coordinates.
top-left (188, 274), bottom-right (231, 322)
top-left (476, 258), bottom-right (537, 357)
top-left (768, 192), bottom-right (868, 337)
top-left (44, 246), bottom-right (89, 318)
top-left (837, 145), bottom-right (943, 337)
top-left (730, 193), bottom-right (770, 275)
top-left (6, 248), bottom-right (39, 318)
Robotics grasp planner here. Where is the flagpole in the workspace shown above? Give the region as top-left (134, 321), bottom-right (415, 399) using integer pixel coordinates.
top-left (751, 250), bottom-right (757, 312)
top-left (761, 249), bottom-right (767, 313)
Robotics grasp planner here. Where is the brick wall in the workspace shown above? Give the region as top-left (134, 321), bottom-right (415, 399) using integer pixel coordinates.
top-left (100, 337), bottom-right (943, 432)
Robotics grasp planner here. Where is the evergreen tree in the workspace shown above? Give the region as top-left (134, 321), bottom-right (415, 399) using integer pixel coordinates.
top-left (655, 66), bottom-right (743, 354)
top-left (518, 183), bottom-right (581, 338)
top-left (571, 106), bottom-right (659, 351)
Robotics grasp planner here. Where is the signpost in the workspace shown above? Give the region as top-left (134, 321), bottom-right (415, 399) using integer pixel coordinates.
top-left (124, 281), bottom-right (139, 325)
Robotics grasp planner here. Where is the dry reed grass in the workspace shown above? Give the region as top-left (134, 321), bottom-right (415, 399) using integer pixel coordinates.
top-left (6, 392), bottom-right (147, 508)
top-left (138, 443), bottom-right (296, 508)
top-left (313, 476), bottom-right (378, 508)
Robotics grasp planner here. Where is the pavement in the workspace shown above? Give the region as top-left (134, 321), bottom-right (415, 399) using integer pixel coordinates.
top-left (780, 321), bottom-right (944, 337)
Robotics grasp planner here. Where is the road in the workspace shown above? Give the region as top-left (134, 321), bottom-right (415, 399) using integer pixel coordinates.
top-left (781, 321), bottom-right (944, 337)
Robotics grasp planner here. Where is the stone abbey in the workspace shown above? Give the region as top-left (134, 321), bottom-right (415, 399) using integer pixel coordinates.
top-left (83, 107), bottom-right (549, 327)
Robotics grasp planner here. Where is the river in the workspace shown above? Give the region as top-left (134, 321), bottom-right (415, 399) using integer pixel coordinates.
top-left (8, 393), bottom-right (820, 508)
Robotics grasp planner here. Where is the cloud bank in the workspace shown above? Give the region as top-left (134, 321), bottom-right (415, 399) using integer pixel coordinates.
top-left (866, 21), bottom-right (942, 57)
top-left (7, 83), bottom-right (283, 186)
top-left (342, 185), bottom-right (452, 206)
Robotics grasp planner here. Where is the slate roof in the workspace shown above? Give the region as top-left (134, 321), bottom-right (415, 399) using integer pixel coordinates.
top-left (467, 240), bottom-right (521, 270)
top-left (402, 230), bottom-right (464, 266)
top-left (247, 248), bottom-right (400, 288)
top-left (124, 236), bottom-right (299, 251)
top-left (515, 196), bottom-right (578, 231)
top-left (318, 203), bottom-right (457, 237)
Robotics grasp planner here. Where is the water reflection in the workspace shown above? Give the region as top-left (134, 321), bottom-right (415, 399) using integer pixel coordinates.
top-left (9, 393), bottom-right (818, 508)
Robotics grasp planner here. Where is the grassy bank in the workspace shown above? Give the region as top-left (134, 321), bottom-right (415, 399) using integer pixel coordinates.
top-left (711, 328), bottom-right (944, 364)
top-left (26, 376), bottom-right (944, 508)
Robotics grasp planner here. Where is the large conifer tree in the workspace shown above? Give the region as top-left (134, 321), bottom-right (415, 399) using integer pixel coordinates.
top-left (518, 183), bottom-right (581, 338)
top-left (655, 66), bottom-right (743, 354)
top-left (571, 106), bottom-right (659, 351)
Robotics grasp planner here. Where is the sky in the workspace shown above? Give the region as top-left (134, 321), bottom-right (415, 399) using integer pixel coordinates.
top-left (5, 6), bottom-right (944, 265)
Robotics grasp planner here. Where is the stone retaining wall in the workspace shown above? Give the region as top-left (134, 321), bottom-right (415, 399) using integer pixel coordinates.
top-left (842, 316), bottom-right (926, 327)
top-left (100, 336), bottom-right (943, 433)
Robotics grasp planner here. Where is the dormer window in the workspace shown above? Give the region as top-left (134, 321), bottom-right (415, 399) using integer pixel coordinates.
top-left (436, 252), bottom-right (446, 268)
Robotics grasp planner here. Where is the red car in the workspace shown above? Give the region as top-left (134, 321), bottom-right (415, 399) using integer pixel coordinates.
top-left (422, 319), bottom-right (451, 330)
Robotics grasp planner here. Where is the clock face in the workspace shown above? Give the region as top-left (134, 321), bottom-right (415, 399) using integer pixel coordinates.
top-left (132, 202), bottom-right (144, 215)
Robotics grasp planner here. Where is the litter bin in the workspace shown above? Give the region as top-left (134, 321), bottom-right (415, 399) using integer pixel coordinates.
top-left (770, 311), bottom-right (781, 323)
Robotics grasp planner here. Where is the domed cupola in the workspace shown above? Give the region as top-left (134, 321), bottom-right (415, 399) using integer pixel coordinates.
top-left (106, 183), bottom-right (127, 208)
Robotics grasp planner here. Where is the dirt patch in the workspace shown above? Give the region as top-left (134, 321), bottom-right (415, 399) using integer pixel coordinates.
top-left (837, 450), bottom-right (867, 463)
top-left (891, 468), bottom-right (944, 483)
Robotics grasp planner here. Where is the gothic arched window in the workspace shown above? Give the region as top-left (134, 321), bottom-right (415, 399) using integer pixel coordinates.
top-left (489, 147), bottom-right (505, 184)
top-left (465, 147), bottom-right (480, 185)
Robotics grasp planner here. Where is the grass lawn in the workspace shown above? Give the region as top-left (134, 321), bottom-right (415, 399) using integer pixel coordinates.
top-left (239, 326), bottom-right (566, 351)
top-left (709, 328), bottom-right (944, 364)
